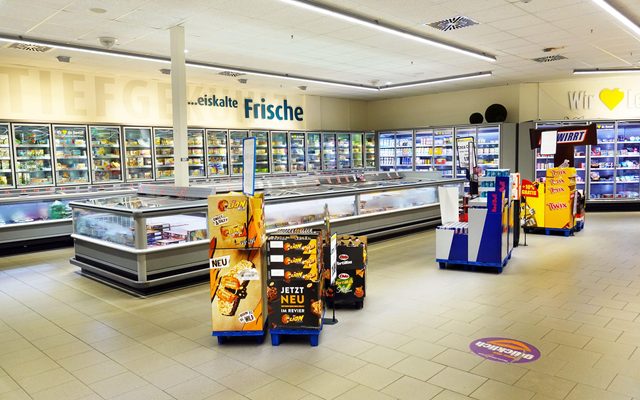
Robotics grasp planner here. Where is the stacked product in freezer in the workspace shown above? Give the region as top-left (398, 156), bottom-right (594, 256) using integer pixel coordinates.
top-left (271, 131), bottom-right (288, 173)
top-left (415, 129), bottom-right (434, 170)
top-left (251, 131), bottom-right (270, 174)
top-left (90, 125), bottom-right (123, 183)
top-left (351, 134), bottom-right (364, 168)
top-left (154, 128), bottom-right (175, 179)
top-left (290, 132), bottom-right (306, 172)
top-left (206, 129), bottom-right (228, 176)
top-left (13, 124), bottom-right (54, 187)
top-left (365, 133), bottom-right (376, 168)
top-left (322, 133), bottom-right (337, 170)
top-left (124, 127), bottom-right (153, 181)
top-left (229, 130), bottom-right (247, 175)
top-left (187, 129), bottom-right (206, 177)
top-left (53, 125), bottom-right (90, 185)
top-left (307, 132), bottom-right (321, 171)
top-left (0, 124), bottom-right (12, 188)
top-left (433, 128), bottom-right (454, 178)
top-left (337, 133), bottom-right (351, 169)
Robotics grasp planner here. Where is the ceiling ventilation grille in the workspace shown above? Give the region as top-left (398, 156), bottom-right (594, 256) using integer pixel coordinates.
top-left (8, 42), bottom-right (53, 52)
top-left (218, 71), bottom-right (246, 77)
top-left (532, 55), bottom-right (567, 63)
top-left (427, 16), bottom-right (479, 31)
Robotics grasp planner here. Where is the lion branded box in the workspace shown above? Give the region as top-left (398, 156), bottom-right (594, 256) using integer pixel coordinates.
top-left (207, 193), bottom-right (265, 249)
top-left (210, 248), bottom-right (266, 332)
top-left (266, 231), bottom-right (323, 282)
top-left (267, 278), bottom-right (324, 329)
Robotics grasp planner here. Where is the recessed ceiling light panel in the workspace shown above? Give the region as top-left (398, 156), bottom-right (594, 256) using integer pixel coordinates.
top-left (427, 16), bottom-right (479, 32)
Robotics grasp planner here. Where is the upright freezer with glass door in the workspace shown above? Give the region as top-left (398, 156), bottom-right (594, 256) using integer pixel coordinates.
top-left (337, 133), bottom-right (351, 169)
top-left (351, 133), bottom-right (364, 169)
top-left (589, 123), bottom-right (616, 199)
top-left (415, 129), bottom-right (434, 171)
top-left (251, 130), bottom-right (270, 174)
top-left (365, 132), bottom-right (376, 169)
top-left (53, 125), bottom-right (90, 185)
top-left (206, 129), bottom-right (228, 176)
top-left (307, 132), bottom-right (321, 171)
top-left (0, 124), bottom-right (12, 188)
top-left (290, 132), bottom-right (306, 172)
top-left (271, 131), bottom-right (289, 173)
top-left (323, 133), bottom-right (337, 170)
top-left (123, 127), bottom-right (154, 182)
top-left (394, 130), bottom-right (414, 171)
top-left (229, 130), bottom-right (247, 175)
top-left (615, 122), bottom-right (640, 199)
top-left (536, 122), bottom-right (588, 194)
top-left (378, 131), bottom-right (396, 171)
top-left (476, 126), bottom-right (501, 173)
top-left (433, 128), bottom-right (454, 178)
top-left (154, 128), bottom-right (175, 180)
top-left (13, 124), bottom-right (54, 187)
top-left (188, 129), bottom-right (206, 178)
top-left (89, 126), bottom-right (123, 183)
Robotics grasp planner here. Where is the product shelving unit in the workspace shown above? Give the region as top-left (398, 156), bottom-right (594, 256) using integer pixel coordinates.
top-left (123, 127), bottom-right (154, 182)
top-left (229, 130), bottom-right (247, 175)
top-left (206, 129), bottom-right (228, 176)
top-left (378, 130), bottom-right (413, 172)
top-left (187, 128), bottom-right (206, 178)
top-left (251, 130), bottom-right (270, 174)
top-left (307, 132), bottom-right (322, 171)
top-left (13, 124), bottom-right (55, 188)
top-left (433, 128), bottom-right (455, 178)
top-left (351, 133), bottom-right (364, 169)
top-left (271, 131), bottom-right (289, 173)
top-left (415, 129), bottom-right (434, 171)
top-left (89, 125), bottom-right (123, 183)
top-left (153, 128), bottom-right (175, 180)
top-left (0, 124), bottom-right (12, 188)
top-left (289, 132), bottom-right (306, 172)
top-left (52, 125), bottom-right (90, 186)
top-left (322, 133), bottom-right (337, 170)
top-left (337, 133), bottom-right (351, 169)
top-left (365, 132), bottom-right (376, 169)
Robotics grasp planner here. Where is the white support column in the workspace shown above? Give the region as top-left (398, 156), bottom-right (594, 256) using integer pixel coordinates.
top-left (170, 25), bottom-right (189, 186)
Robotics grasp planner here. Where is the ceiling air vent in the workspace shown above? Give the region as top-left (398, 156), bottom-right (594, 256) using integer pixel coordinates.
top-left (8, 42), bottom-right (53, 52)
top-left (427, 16), bottom-right (479, 31)
top-left (218, 71), bottom-right (246, 78)
top-left (532, 55), bottom-right (568, 63)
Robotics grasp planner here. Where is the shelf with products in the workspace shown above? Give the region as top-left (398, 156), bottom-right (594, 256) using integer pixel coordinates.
top-left (124, 127), bottom-right (154, 182)
top-left (322, 133), bottom-right (337, 170)
top-left (13, 124), bottom-right (54, 188)
top-left (90, 126), bottom-right (122, 183)
top-left (337, 133), bottom-right (351, 169)
top-left (250, 131), bottom-right (270, 174)
top-left (271, 131), bottom-right (289, 173)
top-left (153, 128), bottom-right (175, 179)
top-left (187, 129), bottom-right (206, 178)
top-left (351, 133), bottom-right (364, 168)
top-left (365, 132), bottom-right (376, 169)
top-left (307, 132), bottom-right (322, 171)
top-left (228, 130), bottom-right (247, 175)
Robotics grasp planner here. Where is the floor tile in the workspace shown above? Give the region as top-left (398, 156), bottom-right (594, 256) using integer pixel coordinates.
top-left (555, 362), bottom-right (617, 389)
top-left (514, 370), bottom-right (576, 399)
top-left (382, 376), bottom-right (443, 399)
top-left (471, 379), bottom-right (535, 400)
top-left (390, 355), bottom-right (446, 381)
top-left (470, 360), bottom-right (528, 385)
top-left (246, 379), bottom-right (307, 400)
top-left (607, 374), bottom-right (640, 399)
top-left (298, 371), bottom-right (358, 399)
top-left (428, 367), bottom-right (487, 396)
top-left (165, 376), bottom-right (226, 400)
top-left (357, 345), bottom-right (409, 368)
top-left (565, 384), bottom-right (631, 400)
top-left (17, 367), bottom-right (76, 394)
top-left (431, 348), bottom-right (482, 371)
top-left (89, 372), bottom-right (148, 398)
top-left (218, 366), bottom-right (277, 395)
top-left (346, 364), bottom-right (402, 391)
top-left (336, 384), bottom-right (397, 400)
top-left (397, 339), bottom-right (447, 360)
top-left (141, 363), bottom-right (202, 390)
top-left (269, 359), bottom-right (324, 385)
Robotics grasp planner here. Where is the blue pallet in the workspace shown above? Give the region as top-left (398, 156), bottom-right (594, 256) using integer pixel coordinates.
top-left (212, 328), bottom-right (266, 345)
top-left (270, 326), bottom-right (322, 347)
top-left (575, 221), bottom-right (585, 232)
top-left (524, 227), bottom-right (574, 237)
top-left (436, 257), bottom-right (508, 273)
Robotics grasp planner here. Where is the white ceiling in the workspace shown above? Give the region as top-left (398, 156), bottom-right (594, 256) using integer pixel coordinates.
top-left (0, 0), bottom-right (639, 99)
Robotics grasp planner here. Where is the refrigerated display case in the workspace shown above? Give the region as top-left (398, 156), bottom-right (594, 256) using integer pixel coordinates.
top-left (90, 125), bottom-right (123, 183)
top-left (307, 132), bottom-right (321, 171)
top-left (206, 129), bottom-right (228, 176)
top-left (395, 131), bottom-right (413, 171)
top-left (477, 125), bottom-right (501, 172)
top-left (154, 128), bottom-right (175, 180)
top-left (415, 129), bottom-right (434, 171)
top-left (0, 124), bottom-right (14, 188)
top-left (250, 130), bottom-right (270, 174)
top-left (229, 130), bottom-right (247, 175)
top-left (13, 124), bottom-right (54, 187)
top-left (351, 133), bottom-right (364, 169)
top-left (290, 132), bottom-right (306, 172)
top-left (323, 133), bottom-right (337, 170)
top-left (614, 122), bottom-right (640, 199)
top-left (337, 133), bottom-right (351, 169)
top-left (271, 131), bottom-right (289, 173)
top-left (433, 128), bottom-right (454, 178)
top-left (53, 125), bottom-right (90, 186)
top-left (365, 132), bottom-right (376, 169)
top-left (379, 131), bottom-right (395, 171)
top-left (188, 129), bottom-right (206, 178)
top-left (590, 123), bottom-right (616, 199)
top-left (124, 127), bottom-right (153, 182)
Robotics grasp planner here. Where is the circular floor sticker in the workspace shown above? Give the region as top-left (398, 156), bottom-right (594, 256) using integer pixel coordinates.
top-left (469, 337), bottom-right (541, 364)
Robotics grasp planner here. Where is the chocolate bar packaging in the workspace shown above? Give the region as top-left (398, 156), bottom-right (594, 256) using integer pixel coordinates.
top-left (267, 278), bottom-right (324, 329)
top-left (324, 235), bottom-right (367, 305)
top-left (208, 192), bottom-right (265, 249)
top-left (266, 230), bottom-right (323, 282)
top-left (210, 247), bottom-right (266, 332)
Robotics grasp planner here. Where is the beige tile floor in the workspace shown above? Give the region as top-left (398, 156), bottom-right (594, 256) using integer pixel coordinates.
top-left (1, 212), bottom-right (640, 400)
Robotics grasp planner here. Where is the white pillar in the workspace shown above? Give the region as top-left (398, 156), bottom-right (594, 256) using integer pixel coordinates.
top-left (170, 25), bottom-right (189, 186)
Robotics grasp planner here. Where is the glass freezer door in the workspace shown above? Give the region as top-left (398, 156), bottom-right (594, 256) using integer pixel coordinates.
top-left (433, 128), bottom-right (454, 178)
top-left (124, 127), bottom-right (154, 182)
top-left (351, 133), bottom-right (364, 168)
top-left (415, 129), bottom-right (434, 171)
top-left (206, 129), bottom-right (228, 176)
top-left (290, 132), bottom-right (306, 172)
top-left (365, 132), bottom-right (376, 168)
top-left (229, 130), bottom-right (247, 175)
top-left (615, 122), bottom-right (640, 199)
top-left (322, 133), bottom-right (337, 170)
top-left (271, 131), bottom-right (289, 173)
top-left (307, 132), bottom-right (321, 171)
top-left (187, 129), bottom-right (205, 178)
top-left (379, 131), bottom-right (396, 171)
top-left (89, 126), bottom-right (123, 183)
top-left (337, 133), bottom-right (351, 169)
top-left (250, 130), bottom-right (270, 174)
top-left (395, 130), bottom-right (413, 171)
top-left (455, 127), bottom-right (476, 177)
top-left (477, 125), bottom-right (500, 172)
top-left (153, 128), bottom-right (175, 180)
top-left (589, 123), bottom-right (616, 199)
top-left (0, 124), bottom-right (14, 188)
top-left (13, 124), bottom-right (54, 187)
top-left (53, 125), bottom-right (90, 185)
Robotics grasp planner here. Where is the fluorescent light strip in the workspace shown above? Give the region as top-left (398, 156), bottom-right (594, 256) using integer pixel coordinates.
top-left (379, 72), bottom-right (492, 91)
top-left (574, 68), bottom-right (640, 74)
top-left (591, 0), bottom-right (640, 37)
top-left (278, 0), bottom-right (496, 62)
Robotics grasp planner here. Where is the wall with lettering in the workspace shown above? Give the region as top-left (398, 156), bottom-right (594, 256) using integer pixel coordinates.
top-left (0, 65), bottom-right (368, 131)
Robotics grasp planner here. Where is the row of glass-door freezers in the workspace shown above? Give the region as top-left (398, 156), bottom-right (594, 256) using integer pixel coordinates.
top-left (534, 121), bottom-right (640, 200)
top-left (0, 123), bottom-right (376, 188)
top-left (378, 124), bottom-right (515, 177)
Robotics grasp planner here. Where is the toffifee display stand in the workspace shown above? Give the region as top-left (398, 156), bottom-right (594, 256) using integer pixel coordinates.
top-left (436, 175), bottom-right (512, 273)
top-left (208, 192), bottom-right (267, 344)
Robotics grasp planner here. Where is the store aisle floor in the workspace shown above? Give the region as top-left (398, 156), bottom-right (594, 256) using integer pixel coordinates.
top-left (1, 212), bottom-right (640, 400)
